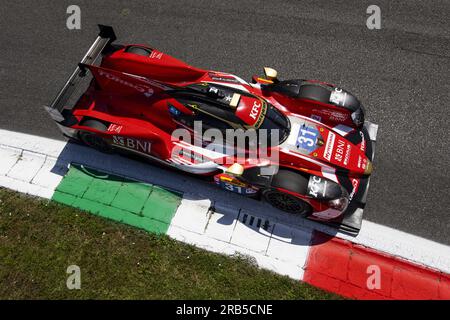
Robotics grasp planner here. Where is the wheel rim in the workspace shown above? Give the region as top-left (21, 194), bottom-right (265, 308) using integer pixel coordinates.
top-left (264, 190), bottom-right (307, 214)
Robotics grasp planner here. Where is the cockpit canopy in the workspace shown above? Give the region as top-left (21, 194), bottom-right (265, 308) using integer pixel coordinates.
top-left (168, 83), bottom-right (291, 146)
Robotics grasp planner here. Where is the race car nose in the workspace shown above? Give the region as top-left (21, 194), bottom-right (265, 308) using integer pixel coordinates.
top-left (364, 160), bottom-right (373, 175)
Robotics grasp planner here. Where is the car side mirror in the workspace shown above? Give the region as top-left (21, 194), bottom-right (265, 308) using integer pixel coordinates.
top-left (263, 67), bottom-right (278, 81)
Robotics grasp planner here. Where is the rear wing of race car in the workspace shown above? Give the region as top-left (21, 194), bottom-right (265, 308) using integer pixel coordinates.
top-left (44, 25), bottom-right (116, 125)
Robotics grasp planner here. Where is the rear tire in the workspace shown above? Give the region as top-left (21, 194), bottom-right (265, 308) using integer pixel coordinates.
top-left (263, 170), bottom-right (312, 217)
top-left (78, 120), bottom-right (113, 153)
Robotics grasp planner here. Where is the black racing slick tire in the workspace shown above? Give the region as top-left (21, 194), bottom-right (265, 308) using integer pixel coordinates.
top-left (78, 120), bottom-right (113, 153)
top-left (262, 170), bottom-right (312, 217)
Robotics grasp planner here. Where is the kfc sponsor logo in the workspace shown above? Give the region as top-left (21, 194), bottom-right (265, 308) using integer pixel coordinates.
top-left (329, 88), bottom-right (348, 107)
top-left (324, 132), bottom-right (335, 161)
top-left (308, 175), bottom-right (327, 198)
top-left (249, 101), bottom-right (262, 121)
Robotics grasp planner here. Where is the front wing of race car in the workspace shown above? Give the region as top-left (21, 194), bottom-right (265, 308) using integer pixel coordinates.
top-left (319, 121), bottom-right (378, 235)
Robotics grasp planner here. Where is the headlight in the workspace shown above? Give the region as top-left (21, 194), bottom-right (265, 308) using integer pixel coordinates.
top-left (328, 197), bottom-right (349, 211)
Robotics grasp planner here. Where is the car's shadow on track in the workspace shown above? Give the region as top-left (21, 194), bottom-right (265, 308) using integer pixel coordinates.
top-left (50, 141), bottom-right (342, 247)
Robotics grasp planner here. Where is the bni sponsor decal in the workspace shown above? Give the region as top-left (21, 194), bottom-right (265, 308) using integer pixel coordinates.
top-left (334, 140), bottom-right (352, 166)
top-left (323, 131), bottom-right (335, 161)
top-left (112, 136), bottom-right (151, 154)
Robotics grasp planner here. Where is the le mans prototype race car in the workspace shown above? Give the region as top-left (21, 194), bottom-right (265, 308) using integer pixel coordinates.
top-left (46, 25), bottom-right (378, 235)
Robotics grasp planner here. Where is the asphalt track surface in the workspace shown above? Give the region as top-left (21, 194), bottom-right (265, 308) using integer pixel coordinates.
top-left (0, 1), bottom-right (449, 244)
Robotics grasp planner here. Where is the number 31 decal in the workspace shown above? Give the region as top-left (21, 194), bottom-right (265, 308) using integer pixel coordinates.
top-left (296, 124), bottom-right (319, 153)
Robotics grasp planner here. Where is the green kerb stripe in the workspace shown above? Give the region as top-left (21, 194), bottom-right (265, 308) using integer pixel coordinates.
top-left (52, 164), bottom-right (182, 234)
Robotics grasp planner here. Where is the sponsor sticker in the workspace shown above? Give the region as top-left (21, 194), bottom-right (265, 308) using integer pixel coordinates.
top-left (348, 178), bottom-right (360, 201)
top-left (324, 132), bottom-right (335, 161)
top-left (249, 100), bottom-right (262, 121)
top-left (313, 108), bottom-right (348, 122)
top-left (359, 131), bottom-right (366, 151)
top-left (97, 69), bottom-right (154, 97)
top-left (149, 51), bottom-right (163, 59)
top-left (307, 175), bottom-right (328, 198)
top-left (328, 137), bottom-right (352, 166)
top-left (357, 154), bottom-right (368, 169)
top-left (329, 88), bottom-right (348, 106)
top-left (344, 144), bottom-right (351, 165)
top-left (214, 175), bottom-right (258, 195)
top-left (296, 124), bottom-right (320, 153)
top-left (208, 72), bottom-right (240, 83)
top-left (112, 136), bottom-right (151, 154)
top-left (236, 97), bottom-right (267, 128)
top-left (108, 124), bottom-right (122, 134)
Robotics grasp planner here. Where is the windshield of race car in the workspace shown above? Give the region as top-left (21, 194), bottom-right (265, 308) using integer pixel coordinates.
top-left (257, 103), bottom-right (290, 145)
top-left (171, 84), bottom-right (290, 145)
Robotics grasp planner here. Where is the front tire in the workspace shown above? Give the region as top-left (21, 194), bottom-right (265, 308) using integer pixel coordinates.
top-left (262, 190), bottom-right (311, 216)
top-left (262, 169), bottom-right (312, 216)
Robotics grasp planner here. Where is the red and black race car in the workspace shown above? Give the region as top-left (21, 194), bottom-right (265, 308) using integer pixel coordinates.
top-left (46, 25), bottom-right (378, 235)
